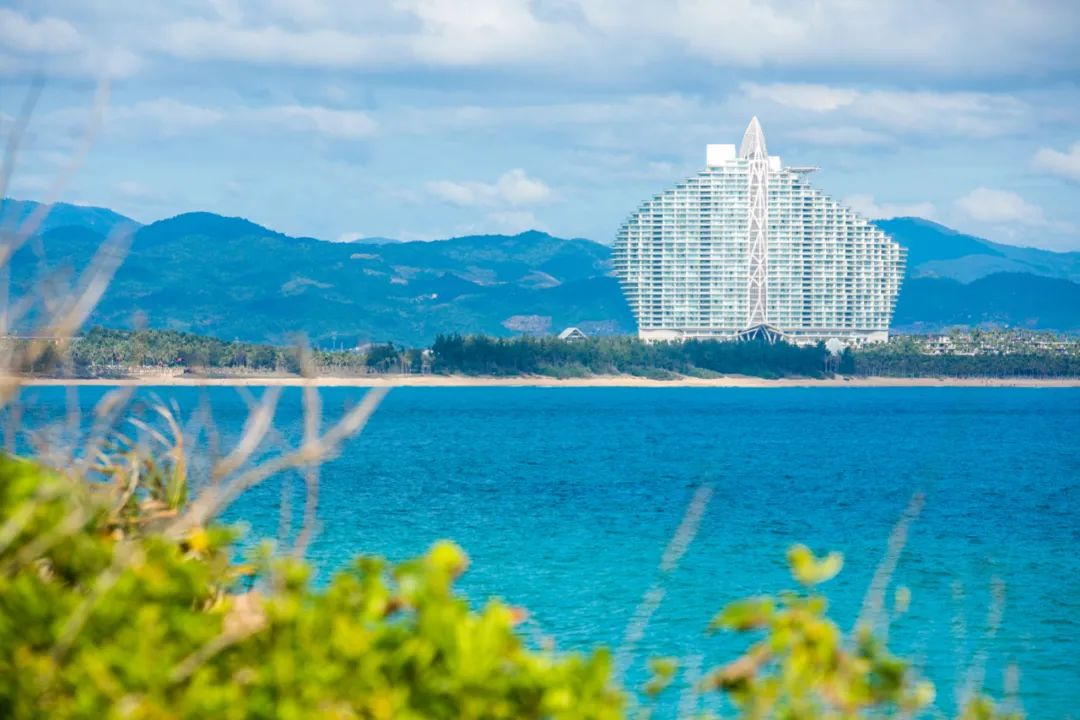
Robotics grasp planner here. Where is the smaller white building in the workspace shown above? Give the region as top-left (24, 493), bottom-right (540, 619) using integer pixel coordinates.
top-left (557, 327), bottom-right (589, 342)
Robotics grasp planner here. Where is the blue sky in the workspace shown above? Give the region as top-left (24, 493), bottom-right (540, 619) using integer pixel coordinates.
top-left (2, 0), bottom-right (1079, 249)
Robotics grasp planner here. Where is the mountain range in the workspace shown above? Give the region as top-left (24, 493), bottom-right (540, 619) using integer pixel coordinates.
top-left (7, 199), bottom-right (1080, 346)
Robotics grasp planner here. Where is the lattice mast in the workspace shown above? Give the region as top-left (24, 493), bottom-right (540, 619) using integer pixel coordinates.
top-left (740, 116), bottom-right (769, 329)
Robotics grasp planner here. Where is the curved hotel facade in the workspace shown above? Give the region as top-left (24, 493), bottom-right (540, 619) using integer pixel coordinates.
top-left (613, 117), bottom-right (905, 345)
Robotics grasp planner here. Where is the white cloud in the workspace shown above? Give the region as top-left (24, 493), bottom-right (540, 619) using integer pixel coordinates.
top-left (7, 173), bottom-right (53, 195)
top-left (5, 1), bottom-right (1080, 83)
top-left (743, 83), bottom-right (858, 112)
top-left (162, 20), bottom-right (382, 68)
top-left (1032, 141), bottom-right (1080, 182)
top-left (160, 0), bottom-right (581, 69)
top-left (115, 180), bottom-right (163, 201)
top-left (0, 9), bottom-right (81, 54)
top-left (426, 169), bottom-right (553, 207)
top-left (255, 105), bottom-right (376, 140)
top-left (425, 180), bottom-right (480, 206)
top-left (585, 0), bottom-right (1080, 77)
top-left (789, 126), bottom-right (892, 146)
top-left (90, 99), bottom-right (375, 140)
top-left (954, 187), bottom-right (1046, 226)
top-left (854, 90), bottom-right (1026, 137)
top-left (843, 194), bottom-right (938, 220)
top-left (322, 84), bottom-right (349, 104)
top-left (494, 169), bottom-right (552, 204)
top-left (335, 231), bottom-right (365, 243)
top-left (486, 210), bottom-right (545, 234)
top-left (744, 83), bottom-right (1028, 139)
top-left (0, 8), bottom-right (142, 79)
top-left (395, 0), bottom-right (581, 66)
top-left (109, 98), bottom-right (225, 136)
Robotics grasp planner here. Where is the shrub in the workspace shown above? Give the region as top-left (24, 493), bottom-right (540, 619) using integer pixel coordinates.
top-left (0, 455), bottom-right (622, 719)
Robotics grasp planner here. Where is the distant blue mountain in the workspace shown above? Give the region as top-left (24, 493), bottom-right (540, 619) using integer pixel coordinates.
top-left (874, 217), bottom-right (1080, 283)
top-left (12, 206), bottom-right (629, 346)
top-left (1, 197), bottom-right (140, 236)
top-left (10, 200), bottom-right (1080, 342)
top-left (894, 273), bottom-right (1080, 332)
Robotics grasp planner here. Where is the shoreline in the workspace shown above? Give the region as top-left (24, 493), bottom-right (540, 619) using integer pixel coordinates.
top-left (7, 374), bottom-right (1080, 388)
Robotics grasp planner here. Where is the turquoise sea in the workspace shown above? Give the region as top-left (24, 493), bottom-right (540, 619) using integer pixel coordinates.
top-left (16, 387), bottom-right (1080, 716)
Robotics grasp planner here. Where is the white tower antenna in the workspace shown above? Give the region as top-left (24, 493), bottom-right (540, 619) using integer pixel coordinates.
top-left (740, 116), bottom-right (769, 332)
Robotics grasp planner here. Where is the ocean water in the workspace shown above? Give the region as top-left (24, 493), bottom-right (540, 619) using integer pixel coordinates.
top-left (14, 386), bottom-right (1080, 716)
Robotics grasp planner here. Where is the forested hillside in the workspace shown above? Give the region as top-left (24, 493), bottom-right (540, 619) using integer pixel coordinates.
top-left (7, 200), bottom-right (1080, 344)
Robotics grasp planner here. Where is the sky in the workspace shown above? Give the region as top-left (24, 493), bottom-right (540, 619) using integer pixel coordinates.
top-left (1, 0), bottom-right (1079, 250)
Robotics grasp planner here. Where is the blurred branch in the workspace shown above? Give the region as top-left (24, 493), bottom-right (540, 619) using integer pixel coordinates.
top-left (960, 577), bottom-right (1007, 707)
top-left (0, 226), bottom-right (131, 407)
top-left (0, 75), bottom-right (44, 204)
top-left (294, 348), bottom-right (322, 557)
top-left (614, 485), bottom-right (713, 680)
top-left (854, 492), bottom-right (925, 634)
top-left (0, 78), bottom-right (111, 269)
top-left (168, 386), bottom-right (388, 537)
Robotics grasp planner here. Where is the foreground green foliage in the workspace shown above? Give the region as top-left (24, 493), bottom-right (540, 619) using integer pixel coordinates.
top-left (0, 455), bottom-right (622, 719)
top-left (698, 546), bottom-right (1020, 719)
top-left (705, 546), bottom-right (934, 717)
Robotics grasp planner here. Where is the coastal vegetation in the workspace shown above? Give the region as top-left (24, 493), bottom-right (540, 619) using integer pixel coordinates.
top-left (8, 326), bottom-right (1080, 380)
top-left (429, 333), bottom-right (826, 378)
top-left (848, 334), bottom-right (1080, 378)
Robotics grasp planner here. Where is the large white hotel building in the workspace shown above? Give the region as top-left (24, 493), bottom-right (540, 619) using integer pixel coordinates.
top-left (613, 117), bottom-right (905, 345)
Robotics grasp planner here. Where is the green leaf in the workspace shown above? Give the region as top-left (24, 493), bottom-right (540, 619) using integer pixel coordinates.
top-left (711, 597), bottom-right (775, 631)
top-left (643, 657), bottom-right (678, 697)
top-left (787, 544), bottom-right (844, 586)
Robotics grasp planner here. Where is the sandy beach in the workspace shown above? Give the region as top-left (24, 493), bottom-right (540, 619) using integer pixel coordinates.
top-left (8, 374), bottom-right (1080, 388)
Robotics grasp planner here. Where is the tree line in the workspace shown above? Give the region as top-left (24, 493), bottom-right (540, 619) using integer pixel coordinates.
top-left (5, 328), bottom-right (415, 376)
top-left (848, 342), bottom-right (1080, 378)
top-left (431, 333), bottom-right (828, 378)
top-left (7, 326), bottom-right (1079, 378)
top-left (431, 333), bottom-right (1080, 379)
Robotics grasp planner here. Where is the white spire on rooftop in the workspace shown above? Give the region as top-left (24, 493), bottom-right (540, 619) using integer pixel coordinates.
top-left (739, 116), bottom-right (768, 160)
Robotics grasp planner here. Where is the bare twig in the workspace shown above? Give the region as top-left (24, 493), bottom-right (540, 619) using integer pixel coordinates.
top-left (950, 580), bottom-right (969, 712)
top-left (0, 75), bottom-right (44, 206)
top-left (0, 225), bottom-right (131, 408)
top-left (211, 387), bottom-right (282, 480)
top-left (854, 492), bottom-right (925, 633)
top-left (1, 78), bottom-right (111, 270)
top-left (676, 653), bottom-right (704, 718)
top-left (959, 577), bottom-right (1006, 707)
top-left (293, 375), bottom-right (323, 557)
top-left (614, 485), bottom-right (713, 680)
top-left (168, 386), bottom-right (389, 537)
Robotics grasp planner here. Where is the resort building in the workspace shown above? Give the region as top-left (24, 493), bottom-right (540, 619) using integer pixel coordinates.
top-left (557, 327), bottom-right (589, 342)
top-left (613, 117), bottom-right (906, 345)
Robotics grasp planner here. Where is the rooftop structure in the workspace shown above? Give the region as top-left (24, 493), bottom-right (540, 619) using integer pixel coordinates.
top-left (557, 327), bottom-right (589, 342)
top-left (613, 117), bottom-right (906, 345)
